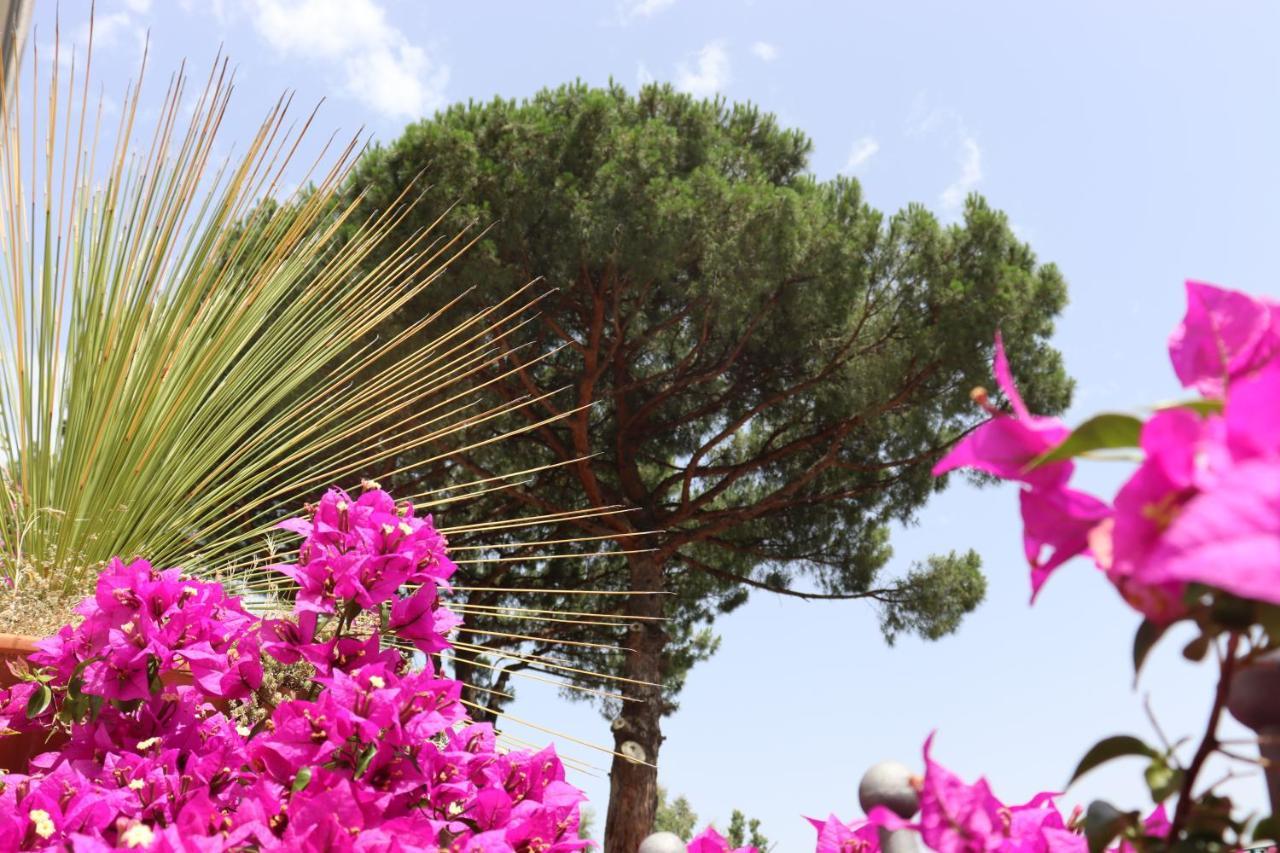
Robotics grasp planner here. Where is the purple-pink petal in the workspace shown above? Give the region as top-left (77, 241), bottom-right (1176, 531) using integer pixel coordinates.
top-left (1020, 486), bottom-right (1112, 600)
top-left (1167, 279), bottom-right (1280, 395)
top-left (1139, 458), bottom-right (1280, 605)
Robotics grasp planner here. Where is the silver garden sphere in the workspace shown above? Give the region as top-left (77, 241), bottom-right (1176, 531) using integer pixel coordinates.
top-left (638, 831), bottom-right (687, 853)
top-left (858, 759), bottom-right (921, 819)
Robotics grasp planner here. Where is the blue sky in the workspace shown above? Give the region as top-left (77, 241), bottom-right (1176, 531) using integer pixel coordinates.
top-left (31, 1), bottom-right (1280, 848)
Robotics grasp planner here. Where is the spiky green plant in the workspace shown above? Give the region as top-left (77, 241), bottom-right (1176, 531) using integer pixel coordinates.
top-left (0, 26), bottom-right (653, 778)
top-left (0, 32), bottom-right (556, 601)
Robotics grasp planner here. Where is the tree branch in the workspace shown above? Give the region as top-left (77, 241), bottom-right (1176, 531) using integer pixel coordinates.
top-left (1170, 632), bottom-right (1242, 838)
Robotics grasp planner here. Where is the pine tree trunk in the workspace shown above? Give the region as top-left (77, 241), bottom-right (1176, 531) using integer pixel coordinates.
top-left (603, 552), bottom-right (667, 853)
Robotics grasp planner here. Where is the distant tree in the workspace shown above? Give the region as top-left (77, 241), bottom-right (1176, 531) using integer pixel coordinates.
top-left (651, 788), bottom-right (771, 850)
top-left (577, 807), bottom-right (595, 842)
top-left (653, 787), bottom-right (698, 840)
top-left (346, 81), bottom-right (1072, 851)
top-left (728, 809), bottom-right (771, 852)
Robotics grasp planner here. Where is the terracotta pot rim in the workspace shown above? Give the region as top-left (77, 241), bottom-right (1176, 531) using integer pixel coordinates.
top-left (0, 633), bottom-right (40, 654)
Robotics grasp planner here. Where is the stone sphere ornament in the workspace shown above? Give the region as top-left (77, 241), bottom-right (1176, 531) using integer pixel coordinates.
top-left (638, 830), bottom-right (687, 853)
top-left (858, 759), bottom-right (921, 818)
top-left (1226, 648), bottom-right (1280, 819)
top-left (881, 827), bottom-right (923, 853)
top-left (859, 760), bottom-right (924, 853)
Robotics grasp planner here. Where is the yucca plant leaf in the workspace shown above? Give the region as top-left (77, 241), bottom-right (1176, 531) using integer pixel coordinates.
top-left (0, 42), bottom-right (563, 605)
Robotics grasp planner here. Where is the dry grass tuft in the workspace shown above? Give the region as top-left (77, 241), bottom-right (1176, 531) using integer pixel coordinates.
top-left (0, 557), bottom-right (94, 637)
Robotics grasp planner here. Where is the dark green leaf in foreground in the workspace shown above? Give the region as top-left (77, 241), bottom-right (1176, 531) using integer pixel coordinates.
top-left (1071, 735), bottom-right (1158, 785)
top-left (1031, 413), bottom-right (1144, 468)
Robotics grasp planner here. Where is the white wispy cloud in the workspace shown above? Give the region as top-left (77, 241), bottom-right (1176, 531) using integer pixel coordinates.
top-left (636, 61), bottom-right (655, 87)
top-left (178, 0), bottom-right (230, 24)
top-left (940, 136), bottom-right (982, 214)
top-left (618, 0), bottom-right (677, 23)
top-left (87, 11), bottom-right (147, 52)
top-left (907, 94), bottom-right (984, 217)
top-left (249, 0), bottom-right (448, 119)
top-left (842, 136), bottom-right (879, 174)
top-left (675, 40), bottom-right (730, 97)
top-left (750, 41), bottom-right (778, 61)
top-left (51, 7), bottom-right (147, 65)
top-left (907, 99), bottom-right (946, 137)
top-left (122, 0), bottom-right (154, 13)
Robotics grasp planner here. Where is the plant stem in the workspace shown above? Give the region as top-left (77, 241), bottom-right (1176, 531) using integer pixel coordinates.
top-left (1171, 632), bottom-right (1241, 838)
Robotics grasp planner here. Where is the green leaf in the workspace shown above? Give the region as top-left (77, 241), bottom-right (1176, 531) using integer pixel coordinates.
top-left (291, 766), bottom-right (313, 793)
top-left (1133, 620), bottom-right (1168, 683)
top-left (55, 699), bottom-right (78, 726)
top-left (1155, 398), bottom-right (1224, 416)
top-left (354, 743), bottom-right (377, 779)
top-left (147, 655), bottom-right (163, 695)
top-left (1084, 801), bottom-right (1134, 853)
top-left (1257, 606), bottom-right (1280, 640)
top-left (1210, 593), bottom-right (1257, 630)
top-left (66, 656), bottom-right (101, 701)
top-left (1030, 413), bottom-right (1144, 468)
top-left (1143, 759), bottom-right (1182, 801)
top-left (1071, 735), bottom-right (1158, 784)
top-left (25, 684), bottom-right (52, 719)
top-left (1251, 814), bottom-right (1277, 844)
top-left (248, 716), bottom-right (272, 740)
top-left (1182, 633), bottom-right (1211, 662)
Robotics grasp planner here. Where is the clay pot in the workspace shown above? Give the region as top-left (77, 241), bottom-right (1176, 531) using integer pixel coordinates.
top-left (0, 633), bottom-right (64, 773)
top-left (0, 632), bottom-right (39, 685)
top-left (0, 634), bottom-right (212, 774)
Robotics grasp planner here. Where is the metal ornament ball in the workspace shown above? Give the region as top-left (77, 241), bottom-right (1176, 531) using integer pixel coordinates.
top-left (858, 759), bottom-right (921, 819)
top-left (637, 830), bottom-right (687, 853)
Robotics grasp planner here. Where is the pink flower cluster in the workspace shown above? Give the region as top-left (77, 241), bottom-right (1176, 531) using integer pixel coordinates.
top-left (35, 557), bottom-right (264, 704)
top-left (935, 280), bottom-right (1280, 622)
top-left (679, 735), bottom-right (1172, 852)
top-left (802, 737), bottom-right (1168, 853)
top-left (263, 487), bottom-right (463, 673)
top-left (684, 827), bottom-right (756, 853)
top-left (0, 488), bottom-right (587, 852)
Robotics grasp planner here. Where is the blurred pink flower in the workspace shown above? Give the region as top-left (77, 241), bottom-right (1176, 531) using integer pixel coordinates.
top-left (1167, 280), bottom-right (1280, 396)
top-left (1020, 486), bottom-right (1112, 600)
top-left (933, 333), bottom-right (1073, 490)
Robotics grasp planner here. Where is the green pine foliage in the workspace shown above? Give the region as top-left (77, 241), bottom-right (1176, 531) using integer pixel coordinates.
top-left (344, 81), bottom-right (1073, 844)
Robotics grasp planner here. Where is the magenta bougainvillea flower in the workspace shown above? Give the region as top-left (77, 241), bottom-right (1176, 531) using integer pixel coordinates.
top-left (934, 281), bottom-right (1280, 616)
top-left (802, 736), bottom-right (1092, 853)
top-left (1108, 409), bottom-right (1225, 578)
top-left (33, 557), bottom-right (264, 703)
top-left (685, 825), bottom-right (757, 853)
top-left (917, 734), bottom-right (1027, 852)
top-left (0, 489), bottom-right (588, 852)
top-left (1167, 280), bottom-right (1280, 396)
top-left (390, 583), bottom-right (462, 655)
top-left (802, 736), bottom-right (1175, 853)
top-left (911, 279), bottom-right (1279, 850)
top-left (1138, 457), bottom-right (1280, 604)
top-left (805, 806), bottom-right (912, 853)
top-left (272, 488), bottom-right (457, 617)
top-left (1130, 362), bottom-right (1280, 606)
top-left (934, 334), bottom-right (1114, 600)
top-left (6, 273), bottom-right (1277, 852)
top-left (1019, 485), bottom-right (1112, 599)
top-left (933, 334), bottom-right (1074, 490)
top-left (1102, 359), bottom-right (1280, 608)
